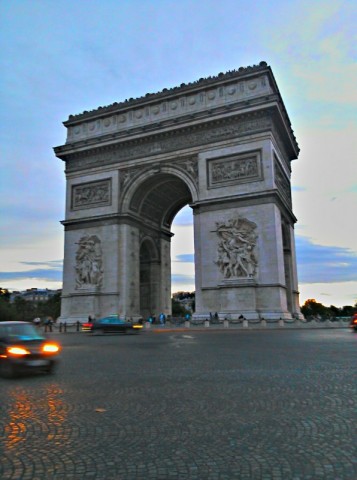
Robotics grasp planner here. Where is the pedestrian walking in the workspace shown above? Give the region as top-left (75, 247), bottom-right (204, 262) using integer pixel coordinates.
top-left (44, 317), bottom-right (53, 332)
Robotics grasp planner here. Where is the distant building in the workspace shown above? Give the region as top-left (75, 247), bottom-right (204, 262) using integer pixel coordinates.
top-left (10, 288), bottom-right (62, 304)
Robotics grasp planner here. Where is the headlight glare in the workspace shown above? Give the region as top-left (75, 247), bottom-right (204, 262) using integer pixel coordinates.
top-left (42, 343), bottom-right (60, 353)
top-left (7, 346), bottom-right (30, 356)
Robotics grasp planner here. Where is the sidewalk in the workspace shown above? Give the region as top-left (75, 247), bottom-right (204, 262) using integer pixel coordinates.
top-left (143, 318), bottom-right (351, 333)
top-left (45, 318), bottom-right (351, 335)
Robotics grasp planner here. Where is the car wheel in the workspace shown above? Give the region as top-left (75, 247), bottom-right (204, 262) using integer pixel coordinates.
top-left (45, 363), bottom-right (56, 375)
top-left (0, 361), bottom-right (16, 379)
top-left (93, 329), bottom-right (104, 336)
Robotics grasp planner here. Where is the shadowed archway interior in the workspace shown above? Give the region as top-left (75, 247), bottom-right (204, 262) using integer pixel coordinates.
top-left (130, 173), bottom-right (193, 228)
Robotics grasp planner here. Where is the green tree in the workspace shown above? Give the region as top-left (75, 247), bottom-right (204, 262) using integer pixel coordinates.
top-left (340, 305), bottom-right (355, 317)
top-left (329, 305), bottom-right (340, 318)
top-left (0, 288), bottom-right (11, 302)
top-left (14, 297), bottom-right (35, 321)
top-left (44, 292), bottom-right (61, 320)
top-left (0, 295), bottom-right (16, 321)
top-left (171, 299), bottom-right (188, 317)
top-left (301, 299), bottom-right (329, 318)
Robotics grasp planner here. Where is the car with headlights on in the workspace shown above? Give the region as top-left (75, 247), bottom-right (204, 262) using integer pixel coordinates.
top-left (82, 316), bottom-right (143, 335)
top-left (349, 313), bottom-right (357, 331)
top-left (0, 321), bottom-right (60, 378)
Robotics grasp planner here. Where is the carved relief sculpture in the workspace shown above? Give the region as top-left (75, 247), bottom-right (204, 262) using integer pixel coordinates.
top-left (208, 151), bottom-right (261, 188)
top-left (72, 179), bottom-right (111, 210)
top-left (179, 157), bottom-right (198, 182)
top-left (215, 217), bottom-right (258, 278)
top-left (75, 235), bottom-right (103, 289)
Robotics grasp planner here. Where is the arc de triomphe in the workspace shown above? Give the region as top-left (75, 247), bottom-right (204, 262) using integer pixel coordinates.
top-left (54, 61), bottom-right (303, 322)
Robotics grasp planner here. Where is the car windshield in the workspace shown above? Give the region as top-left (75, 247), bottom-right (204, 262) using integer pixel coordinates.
top-left (0, 323), bottom-right (45, 341)
top-left (99, 317), bottom-right (125, 324)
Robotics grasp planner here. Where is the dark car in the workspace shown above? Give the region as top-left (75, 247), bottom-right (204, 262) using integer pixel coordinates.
top-left (0, 321), bottom-right (60, 378)
top-left (349, 313), bottom-right (357, 331)
top-left (82, 316), bottom-right (143, 335)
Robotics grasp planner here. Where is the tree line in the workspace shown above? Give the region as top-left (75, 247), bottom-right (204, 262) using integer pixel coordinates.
top-left (300, 298), bottom-right (356, 320)
top-left (0, 288), bottom-right (61, 322)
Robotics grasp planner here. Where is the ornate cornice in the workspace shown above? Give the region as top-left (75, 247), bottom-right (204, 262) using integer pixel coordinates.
top-left (54, 63), bottom-right (298, 157)
top-left (61, 212), bottom-right (173, 237)
top-left (61, 110), bottom-right (275, 173)
top-left (64, 62), bottom-right (270, 123)
top-left (192, 189), bottom-right (297, 224)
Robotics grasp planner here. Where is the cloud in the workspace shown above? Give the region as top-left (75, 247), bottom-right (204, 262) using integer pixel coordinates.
top-left (172, 235), bottom-right (357, 286)
top-left (267, 0), bottom-right (356, 127)
top-left (174, 254), bottom-right (195, 263)
top-left (0, 260), bottom-right (63, 283)
top-left (296, 236), bottom-right (357, 283)
top-left (298, 281), bottom-right (356, 308)
top-left (172, 274), bottom-right (195, 284)
top-left (0, 269), bottom-right (63, 283)
top-left (21, 260), bottom-right (63, 269)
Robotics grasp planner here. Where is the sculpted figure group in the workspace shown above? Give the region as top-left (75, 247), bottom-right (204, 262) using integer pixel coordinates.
top-left (215, 217), bottom-right (258, 279)
top-left (75, 235), bottom-right (103, 288)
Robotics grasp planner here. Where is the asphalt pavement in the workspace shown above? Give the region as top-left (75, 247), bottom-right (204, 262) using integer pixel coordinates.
top-left (1, 328), bottom-right (356, 479)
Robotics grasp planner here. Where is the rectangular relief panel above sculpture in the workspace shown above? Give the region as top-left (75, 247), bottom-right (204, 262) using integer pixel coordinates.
top-left (207, 150), bottom-right (263, 190)
top-left (71, 179), bottom-right (112, 211)
top-left (65, 170), bottom-right (120, 222)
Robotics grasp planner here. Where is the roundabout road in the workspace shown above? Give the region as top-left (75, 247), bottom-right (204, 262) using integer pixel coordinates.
top-left (1, 329), bottom-right (356, 479)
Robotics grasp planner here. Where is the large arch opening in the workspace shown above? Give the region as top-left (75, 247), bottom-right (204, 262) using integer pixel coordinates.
top-left (130, 173), bottom-right (193, 229)
top-left (171, 206), bottom-right (195, 299)
top-left (131, 172), bottom-right (194, 318)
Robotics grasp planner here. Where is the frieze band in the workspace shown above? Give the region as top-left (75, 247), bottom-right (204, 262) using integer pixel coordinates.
top-left (208, 151), bottom-right (262, 188)
top-left (71, 179), bottom-right (112, 210)
top-left (65, 112), bottom-right (272, 173)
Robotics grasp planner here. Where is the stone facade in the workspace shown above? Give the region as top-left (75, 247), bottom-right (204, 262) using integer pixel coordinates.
top-left (54, 61), bottom-right (303, 322)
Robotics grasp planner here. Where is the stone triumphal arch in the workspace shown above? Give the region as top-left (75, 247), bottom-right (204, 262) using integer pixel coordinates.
top-left (54, 61), bottom-right (303, 322)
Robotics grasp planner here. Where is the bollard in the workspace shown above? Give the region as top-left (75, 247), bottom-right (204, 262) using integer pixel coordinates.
top-left (243, 319), bottom-right (249, 328)
top-left (145, 321), bottom-right (151, 329)
top-left (278, 318), bottom-right (284, 327)
top-left (204, 320), bottom-right (210, 328)
top-left (76, 321), bottom-right (80, 332)
top-left (59, 322), bottom-right (62, 333)
top-left (261, 319), bottom-right (267, 328)
top-left (64, 322), bottom-right (67, 333)
top-left (223, 320), bottom-right (229, 328)
top-left (185, 321), bottom-right (190, 328)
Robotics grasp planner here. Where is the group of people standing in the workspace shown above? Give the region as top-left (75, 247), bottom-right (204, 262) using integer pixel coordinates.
top-left (147, 313), bottom-right (166, 325)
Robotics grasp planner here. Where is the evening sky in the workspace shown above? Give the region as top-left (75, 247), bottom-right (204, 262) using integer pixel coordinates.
top-left (0, 0), bottom-right (356, 307)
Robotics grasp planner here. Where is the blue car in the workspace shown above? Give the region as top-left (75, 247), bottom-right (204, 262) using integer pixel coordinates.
top-left (83, 316), bottom-right (143, 335)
